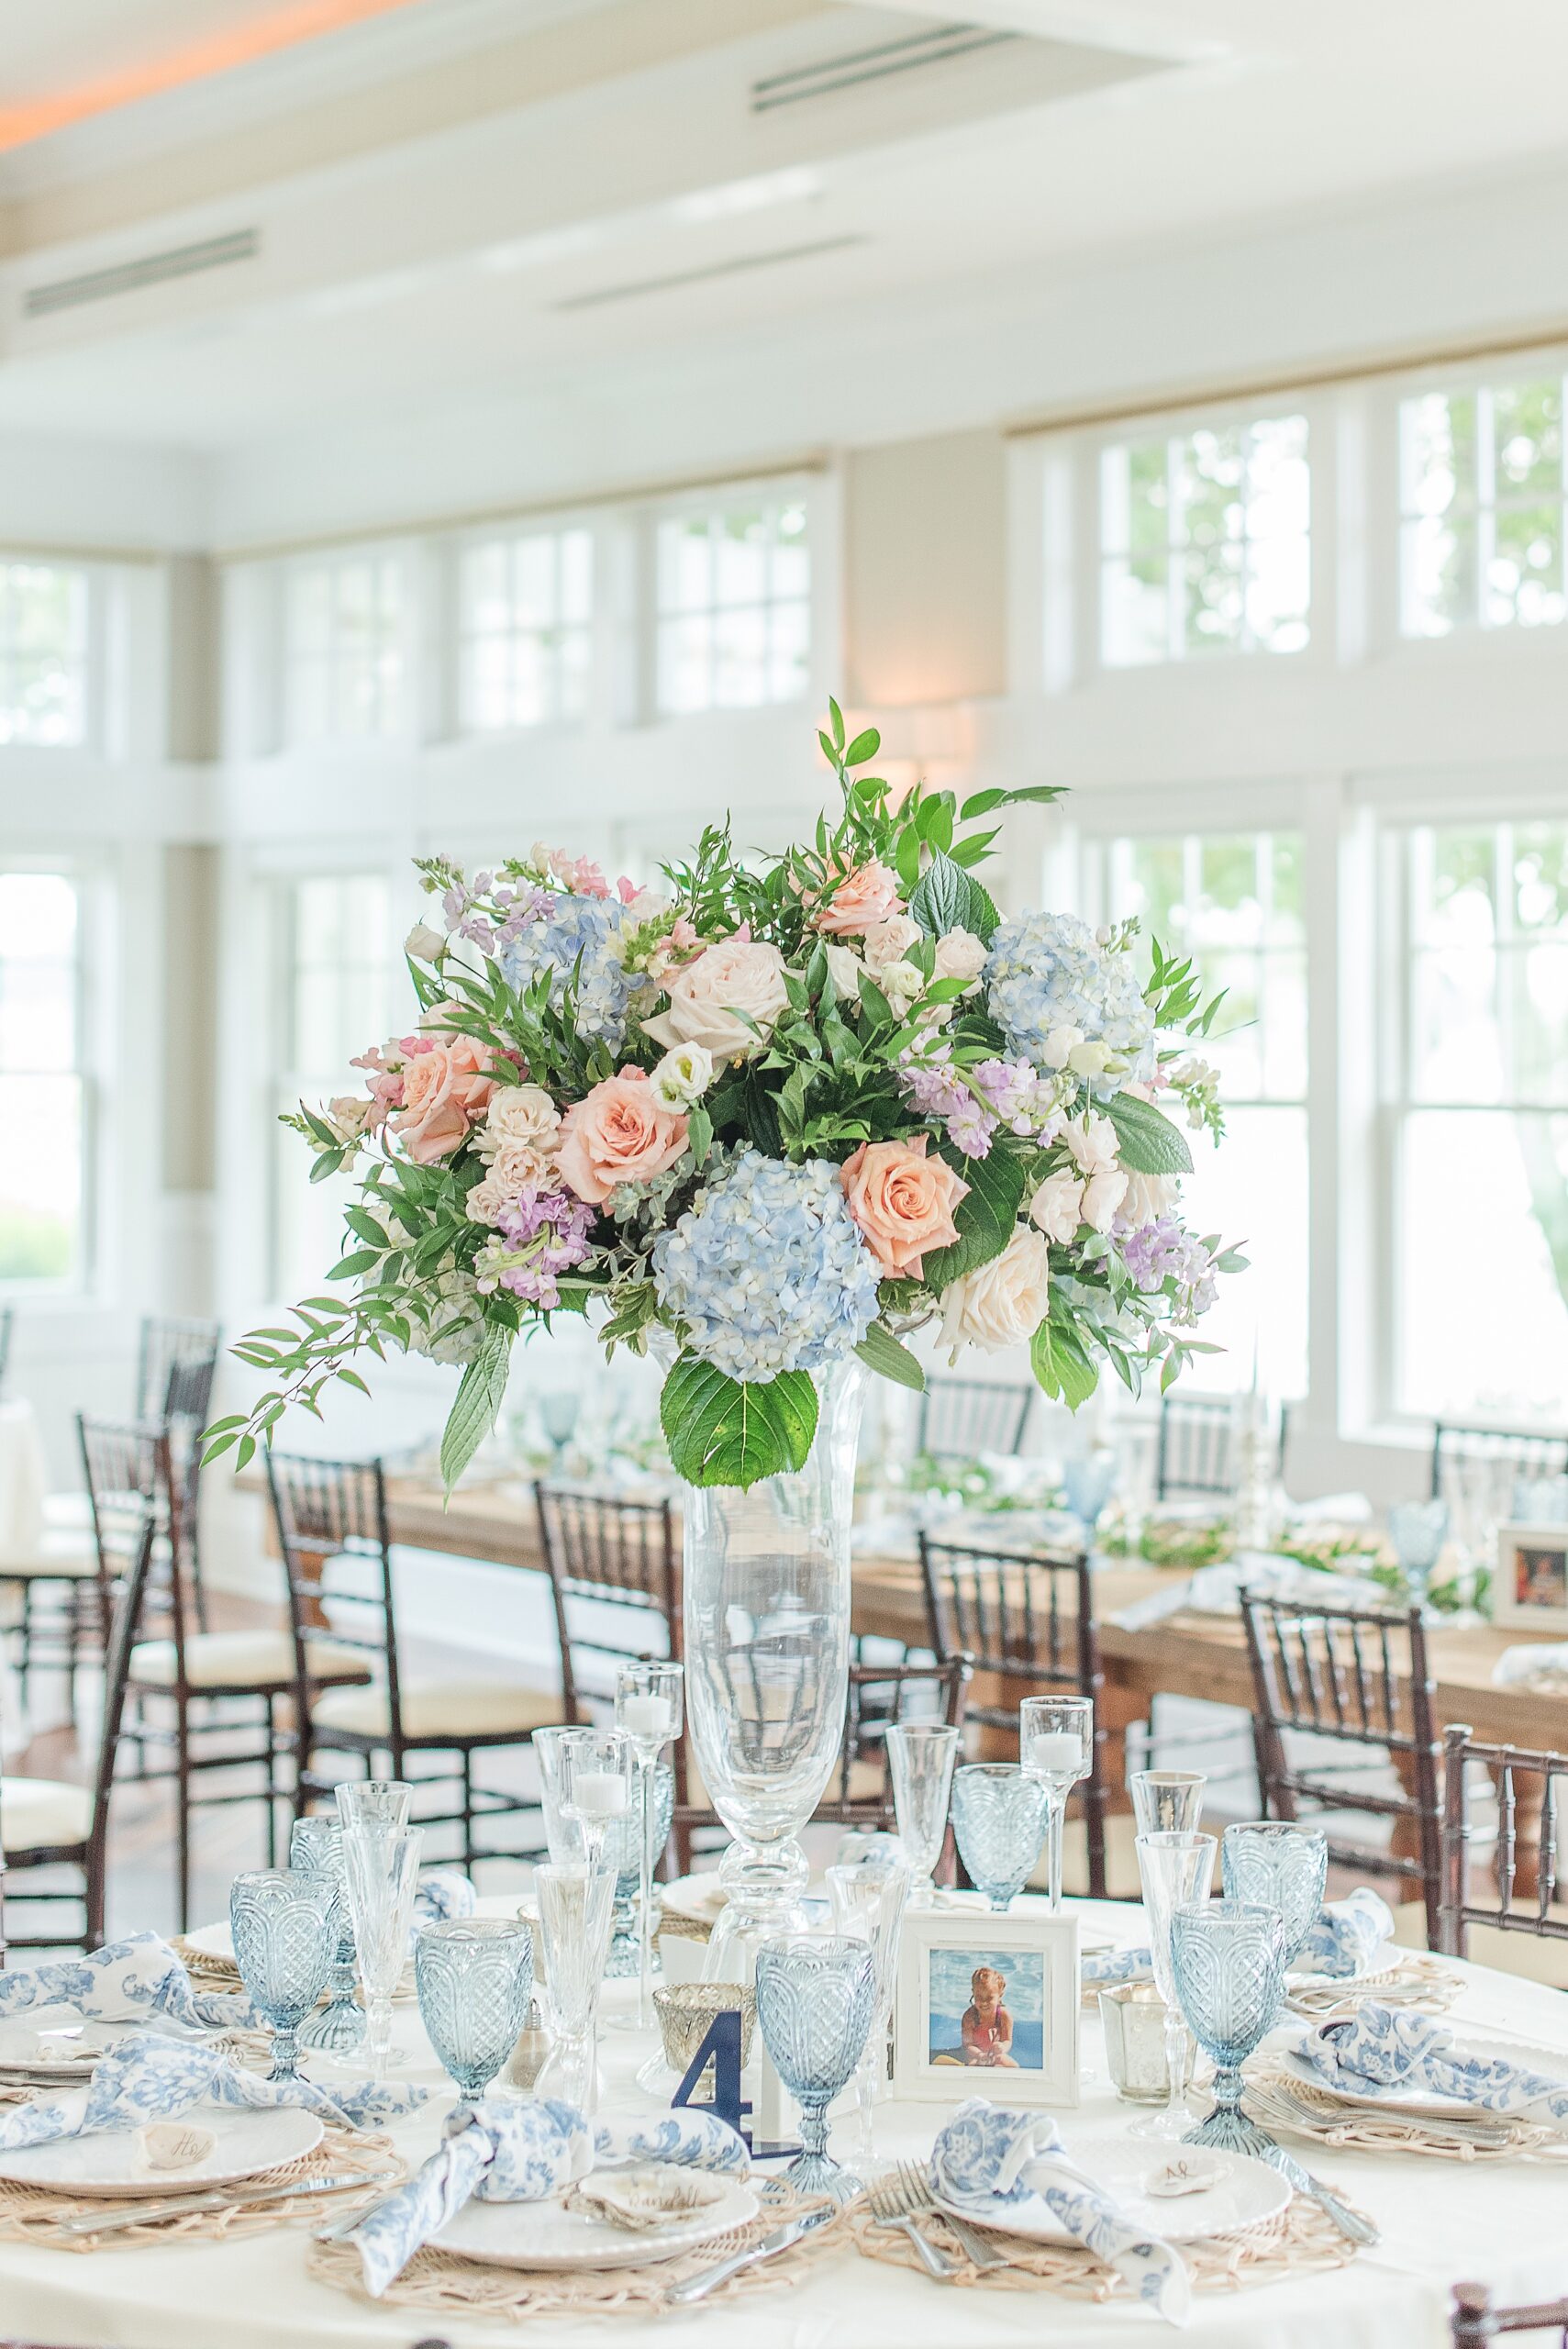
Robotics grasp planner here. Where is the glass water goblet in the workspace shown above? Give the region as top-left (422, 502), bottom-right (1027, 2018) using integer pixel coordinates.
top-left (606, 1759), bottom-right (675, 1980)
top-left (951, 1764), bottom-right (1049, 1912)
top-left (1063, 1451), bottom-right (1117, 1544)
top-left (1388, 1499), bottom-right (1450, 1598)
top-left (826, 1856), bottom-right (909, 2165)
top-left (229, 1868), bottom-right (337, 2083)
top-left (289, 1815), bottom-right (365, 2060)
top-left (335, 1779), bottom-right (413, 1831)
top-left (533, 1862), bottom-right (616, 2115)
top-left (416, 1918), bottom-right (533, 2108)
top-left (540, 1388), bottom-right (581, 1470)
top-left (614, 1661), bottom-right (684, 2031)
top-left (1019, 1696), bottom-right (1093, 1910)
top-left (1130, 1770), bottom-right (1207, 1836)
top-left (885, 1721), bottom-right (959, 1908)
top-left (1130, 1829), bottom-right (1217, 2142)
top-left (1170, 1898), bottom-right (1288, 2154)
top-left (340, 1821), bottom-right (423, 2086)
top-left (1220, 1821), bottom-right (1328, 1996)
top-left (754, 1934), bottom-right (875, 2205)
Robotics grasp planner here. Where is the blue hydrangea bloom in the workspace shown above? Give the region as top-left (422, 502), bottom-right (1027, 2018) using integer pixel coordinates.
top-left (652, 1152), bottom-right (881, 1383)
top-left (984, 910), bottom-right (1155, 1084)
top-left (499, 894), bottom-right (633, 1051)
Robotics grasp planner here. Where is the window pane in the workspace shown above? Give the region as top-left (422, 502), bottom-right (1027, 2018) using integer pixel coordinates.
top-left (1101, 554), bottom-right (1168, 666)
top-left (1401, 375), bottom-right (1568, 637)
top-left (1487, 501), bottom-right (1563, 629)
top-left (0, 1074), bottom-right (80, 1281)
top-left (0, 562), bottom-right (89, 748)
top-left (658, 615), bottom-right (711, 715)
top-left (458, 530), bottom-right (595, 733)
top-left (654, 495), bottom-right (811, 714)
top-left (1182, 1103), bottom-right (1308, 1401)
top-left (0, 872), bottom-right (75, 958)
top-left (284, 556), bottom-right (405, 744)
top-left (560, 530), bottom-right (594, 626)
top-left (1491, 379), bottom-right (1562, 500)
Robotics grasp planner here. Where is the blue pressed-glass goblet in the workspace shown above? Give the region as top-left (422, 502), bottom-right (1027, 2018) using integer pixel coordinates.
top-left (1170, 1898), bottom-right (1288, 2154)
top-left (1220, 1821), bottom-right (1328, 1984)
top-left (415, 1918), bottom-right (534, 2106)
top-left (229, 1868), bottom-right (337, 2083)
top-left (755, 1934), bottom-right (875, 2205)
top-left (289, 1816), bottom-right (365, 2060)
top-left (951, 1764), bottom-right (1048, 1911)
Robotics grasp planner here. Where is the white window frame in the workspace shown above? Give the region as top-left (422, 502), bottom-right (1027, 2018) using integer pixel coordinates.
top-left (275, 545), bottom-right (414, 752)
top-left (450, 516), bottom-right (599, 740)
top-left (0, 854), bottom-right (103, 1299)
top-left (0, 554), bottom-right (109, 757)
top-left (635, 473), bottom-right (828, 723)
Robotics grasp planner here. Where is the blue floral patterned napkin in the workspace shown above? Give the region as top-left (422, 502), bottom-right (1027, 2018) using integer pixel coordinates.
top-left (1294, 1888), bottom-right (1394, 1977)
top-left (0, 1932), bottom-right (256, 2035)
top-left (412, 1871), bottom-right (477, 1933)
top-left (1296, 2006), bottom-right (1568, 2122)
top-left (349, 2099), bottom-right (750, 2296)
top-left (0, 2031), bottom-right (427, 2154)
top-left (1083, 1943), bottom-right (1155, 1987)
top-left (931, 2099), bottom-right (1190, 2324)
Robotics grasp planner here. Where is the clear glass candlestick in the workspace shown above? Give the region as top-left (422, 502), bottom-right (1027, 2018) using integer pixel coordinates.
top-left (1131, 1828), bottom-right (1217, 2142)
top-left (1019, 1694), bottom-right (1093, 1910)
top-left (229, 1869), bottom-right (337, 2083)
top-left (550, 1727), bottom-right (636, 1875)
top-left (289, 1815), bottom-right (364, 2060)
top-left (614, 1661), bottom-right (684, 2031)
top-left (340, 1820), bottom-right (422, 2086)
top-left (885, 1721), bottom-right (960, 1908)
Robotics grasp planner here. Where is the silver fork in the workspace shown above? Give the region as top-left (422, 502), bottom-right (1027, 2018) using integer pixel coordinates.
top-left (861, 2165), bottom-right (956, 2280)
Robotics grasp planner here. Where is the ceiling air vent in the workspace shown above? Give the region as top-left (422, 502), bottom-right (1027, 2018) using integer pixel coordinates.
top-left (751, 20), bottom-right (1018, 113)
top-left (554, 235), bottom-right (864, 313)
top-left (24, 228), bottom-right (259, 318)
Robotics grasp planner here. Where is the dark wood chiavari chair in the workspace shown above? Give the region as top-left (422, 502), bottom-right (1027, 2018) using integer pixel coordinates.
top-left (133, 1314), bottom-right (221, 1425)
top-left (161, 1348), bottom-right (218, 1632)
top-left (917, 1531), bottom-right (1107, 1897)
top-left (270, 1452), bottom-right (558, 1870)
top-left (916, 1376), bottom-right (1033, 1464)
top-left (1439, 1722), bottom-right (1568, 1976)
top-left (1452, 2283), bottom-right (1568, 2345)
top-left (1241, 1588), bottom-right (1443, 1944)
top-left (1154, 1392), bottom-right (1238, 1500)
top-left (1430, 1420), bottom-right (1568, 1542)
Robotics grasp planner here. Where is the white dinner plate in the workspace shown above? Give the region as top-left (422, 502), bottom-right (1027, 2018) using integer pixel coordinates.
top-left (940, 2143), bottom-right (1288, 2246)
top-left (434, 2176), bottom-right (758, 2270)
top-left (1283, 2025), bottom-right (1568, 2120)
top-left (0, 2104), bottom-right (323, 2197)
top-left (1288, 1941), bottom-right (1399, 1988)
top-left (0, 2004), bottom-right (114, 2082)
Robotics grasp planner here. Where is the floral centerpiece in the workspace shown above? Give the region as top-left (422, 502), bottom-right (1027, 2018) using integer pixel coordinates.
top-left (211, 706), bottom-right (1238, 1491)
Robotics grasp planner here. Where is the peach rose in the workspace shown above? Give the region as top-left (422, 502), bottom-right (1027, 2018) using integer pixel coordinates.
top-left (940, 1226), bottom-right (1051, 1355)
top-left (840, 1136), bottom-right (969, 1279)
top-left (391, 1022), bottom-right (496, 1164)
top-left (557, 1068), bottom-right (688, 1205)
top-left (813, 859), bottom-right (902, 938)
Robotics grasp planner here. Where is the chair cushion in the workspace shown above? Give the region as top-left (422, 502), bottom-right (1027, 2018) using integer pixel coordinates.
top-left (128, 1631), bottom-right (372, 1691)
top-left (0, 1529), bottom-right (100, 1580)
top-left (2, 1775), bottom-right (92, 1852)
top-left (312, 1678), bottom-right (564, 1742)
top-left (1029, 1809), bottom-right (1145, 1901)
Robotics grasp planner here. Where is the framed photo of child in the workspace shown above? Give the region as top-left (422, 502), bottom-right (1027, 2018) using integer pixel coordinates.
top-left (893, 1909), bottom-right (1079, 2107)
top-left (1493, 1523), bottom-right (1568, 1631)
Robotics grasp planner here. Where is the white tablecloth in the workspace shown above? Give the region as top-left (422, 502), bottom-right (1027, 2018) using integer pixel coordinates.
top-left (3, 1898), bottom-right (1568, 2348)
top-left (0, 1397), bottom-right (46, 1568)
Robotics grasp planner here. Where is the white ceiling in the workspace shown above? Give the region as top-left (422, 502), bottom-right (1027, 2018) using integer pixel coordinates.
top-left (0, 0), bottom-right (1566, 493)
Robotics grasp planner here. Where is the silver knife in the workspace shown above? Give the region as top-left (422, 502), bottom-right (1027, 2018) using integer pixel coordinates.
top-left (54, 2171), bottom-right (371, 2237)
top-left (664, 2207), bottom-right (833, 2304)
top-left (1255, 2141), bottom-right (1379, 2246)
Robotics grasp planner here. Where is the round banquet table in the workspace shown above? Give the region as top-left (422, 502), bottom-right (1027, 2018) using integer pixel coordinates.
top-left (4, 1896), bottom-right (1567, 2349)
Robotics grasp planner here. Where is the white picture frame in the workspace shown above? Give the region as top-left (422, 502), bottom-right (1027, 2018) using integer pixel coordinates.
top-left (1492, 1522), bottom-right (1568, 1631)
top-left (893, 1909), bottom-right (1080, 2107)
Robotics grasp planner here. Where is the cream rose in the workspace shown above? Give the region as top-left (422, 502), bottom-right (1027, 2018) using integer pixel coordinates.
top-left (823, 942), bottom-right (863, 999)
top-left (1062, 1110), bottom-right (1119, 1177)
top-left (813, 859), bottom-right (902, 938)
top-left (1042, 1025), bottom-right (1084, 1071)
top-left (1029, 1168), bottom-right (1084, 1243)
top-left (840, 1135), bottom-right (969, 1279)
top-left (642, 939), bottom-right (791, 1062)
top-left (1121, 1170), bottom-right (1179, 1225)
top-left (557, 1068), bottom-right (688, 1204)
top-left (861, 914), bottom-right (923, 978)
top-left (1081, 1167), bottom-right (1129, 1233)
top-left (940, 1226), bottom-right (1051, 1355)
top-left (479, 1084), bottom-right (562, 1169)
top-left (405, 920), bottom-right (447, 963)
top-left (933, 926), bottom-right (986, 989)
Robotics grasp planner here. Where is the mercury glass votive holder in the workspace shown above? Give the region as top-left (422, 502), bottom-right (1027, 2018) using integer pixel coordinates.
top-left (1099, 1983), bottom-right (1194, 2103)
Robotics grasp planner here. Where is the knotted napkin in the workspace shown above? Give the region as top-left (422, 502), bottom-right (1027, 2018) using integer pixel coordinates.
top-left (411, 1872), bottom-right (477, 1935)
top-left (1083, 1887), bottom-right (1395, 1991)
top-left (349, 2097), bottom-right (750, 2295)
top-left (0, 2031), bottom-right (427, 2154)
top-left (931, 2099), bottom-right (1190, 2325)
top-left (1296, 2006), bottom-right (1568, 2123)
top-left (0, 1933), bottom-right (256, 2035)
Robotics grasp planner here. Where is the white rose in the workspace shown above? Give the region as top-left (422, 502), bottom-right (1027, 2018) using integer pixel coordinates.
top-left (405, 920), bottom-right (447, 963)
top-left (940, 1226), bottom-right (1051, 1355)
top-left (823, 942), bottom-right (863, 999)
top-left (1068, 1038), bottom-right (1113, 1078)
top-left (479, 1084), bottom-right (562, 1165)
top-left (488, 1138), bottom-right (551, 1194)
top-left (1121, 1170), bottom-right (1179, 1225)
top-left (878, 959), bottom-right (925, 1010)
top-left (650, 1042), bottom-right (714, 1110)
top-left (861, 914), bottom-right (923, 978)
top-left (1029, 1169), bottom-right (1084, 1243)
top-left (1081, 1168), bottom-right (1129, 1233)
top-left (642, 939), bottom-right (791, 1062)
top-left (1042, 1024), bottom-right (1084, 1071)
top-left (933, 927), bottom-right (986, 989)
top-left (464, 1172), bottom-right (511, 1225)
top-left (1062, 1110), bottom-right (1119, 1177)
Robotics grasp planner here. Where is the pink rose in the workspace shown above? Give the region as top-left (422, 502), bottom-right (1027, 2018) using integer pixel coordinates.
top-left (813, 859), bottom-right (902, 938)
top-left (557, 1068), bottom-right (688, 1205)
top-left (840, 1136), bottom-right (969, 1280)
top-left (391, 1018), bottom-right (496, 1163)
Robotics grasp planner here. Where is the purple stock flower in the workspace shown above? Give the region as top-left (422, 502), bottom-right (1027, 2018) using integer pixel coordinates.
top-left (475, 1186), bottom-right (595, 1310)
top-left (1119, 1217), bottom-right (1218, 1324)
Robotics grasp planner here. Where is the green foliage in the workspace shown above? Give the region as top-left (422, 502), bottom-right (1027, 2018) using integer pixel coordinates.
top-left (854, 1320), bottom-right (927, 1391)
top-left (920, 1139), bottom-right (1029, 1295)
top-left (659, 1355), bottom-right (818, 1487)
top-left (1104, 1093), bottom-right (1194, 1176)
top-left (439, 1325), bottom-right (513, 1496)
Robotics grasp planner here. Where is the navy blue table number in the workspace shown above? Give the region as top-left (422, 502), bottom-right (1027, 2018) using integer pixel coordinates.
top-left (671, 2006), bottom-right (749, 2137)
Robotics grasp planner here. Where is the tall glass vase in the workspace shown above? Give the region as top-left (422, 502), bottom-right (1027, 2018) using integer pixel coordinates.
top-left (681, 1359), bottom-right (864, 1984)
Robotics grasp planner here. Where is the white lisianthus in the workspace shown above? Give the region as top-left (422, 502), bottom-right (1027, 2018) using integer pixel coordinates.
top-left (823, 941), bottom-right (863, 999)
top-left (1029, 1168), bottom-right (1084, 1243)
top-left (940, 1226), bottom-right (1052, 1355)
top-left (650, 1042), bottom-right (715, 1110)
top-left (933, 926), bottom-right (986, 990)
top-left (1062, 1109), bottom-right (1120, 1177)
top-left (862, 914), bottom-right (924, 979)
top-left (1121, 1169), bottom-right (1180, 1225)
top-left (1081, 1168), bottom-right (1129, 1233)
top-left (1042, 1024), bottom-right (1084, 1071)
top-left (1067, 1038), bottom-right (1114, 1079)
top-left (405, 920), bottom-right (447, 963)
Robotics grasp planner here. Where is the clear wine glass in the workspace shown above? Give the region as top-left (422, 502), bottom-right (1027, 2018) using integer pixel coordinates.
top-left (1019, 1694), bottom-right (1093, 1910)
top-left (885, 1721), bottom-right (959, 1909)
top-left (339, 1820), bottom-right (422, 2086)
top-left (614, 1661), bottom-right (684, 2031)
top-left (1130, 1828), bottom-right (1217, 2142)
top-left (336, 1780), bottom-right (413, 1832)
top-left (1130, 1770), bottom-right (1207, 1836)
top-left (826, 1856), bottom-right (908, 2165)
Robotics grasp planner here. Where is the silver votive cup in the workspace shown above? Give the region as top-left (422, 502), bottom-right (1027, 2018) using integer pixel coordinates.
top-left (1099, 1983), bottom-right (1193, 2103)
top-left (652, 1982), bottom-right (756, 2075)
